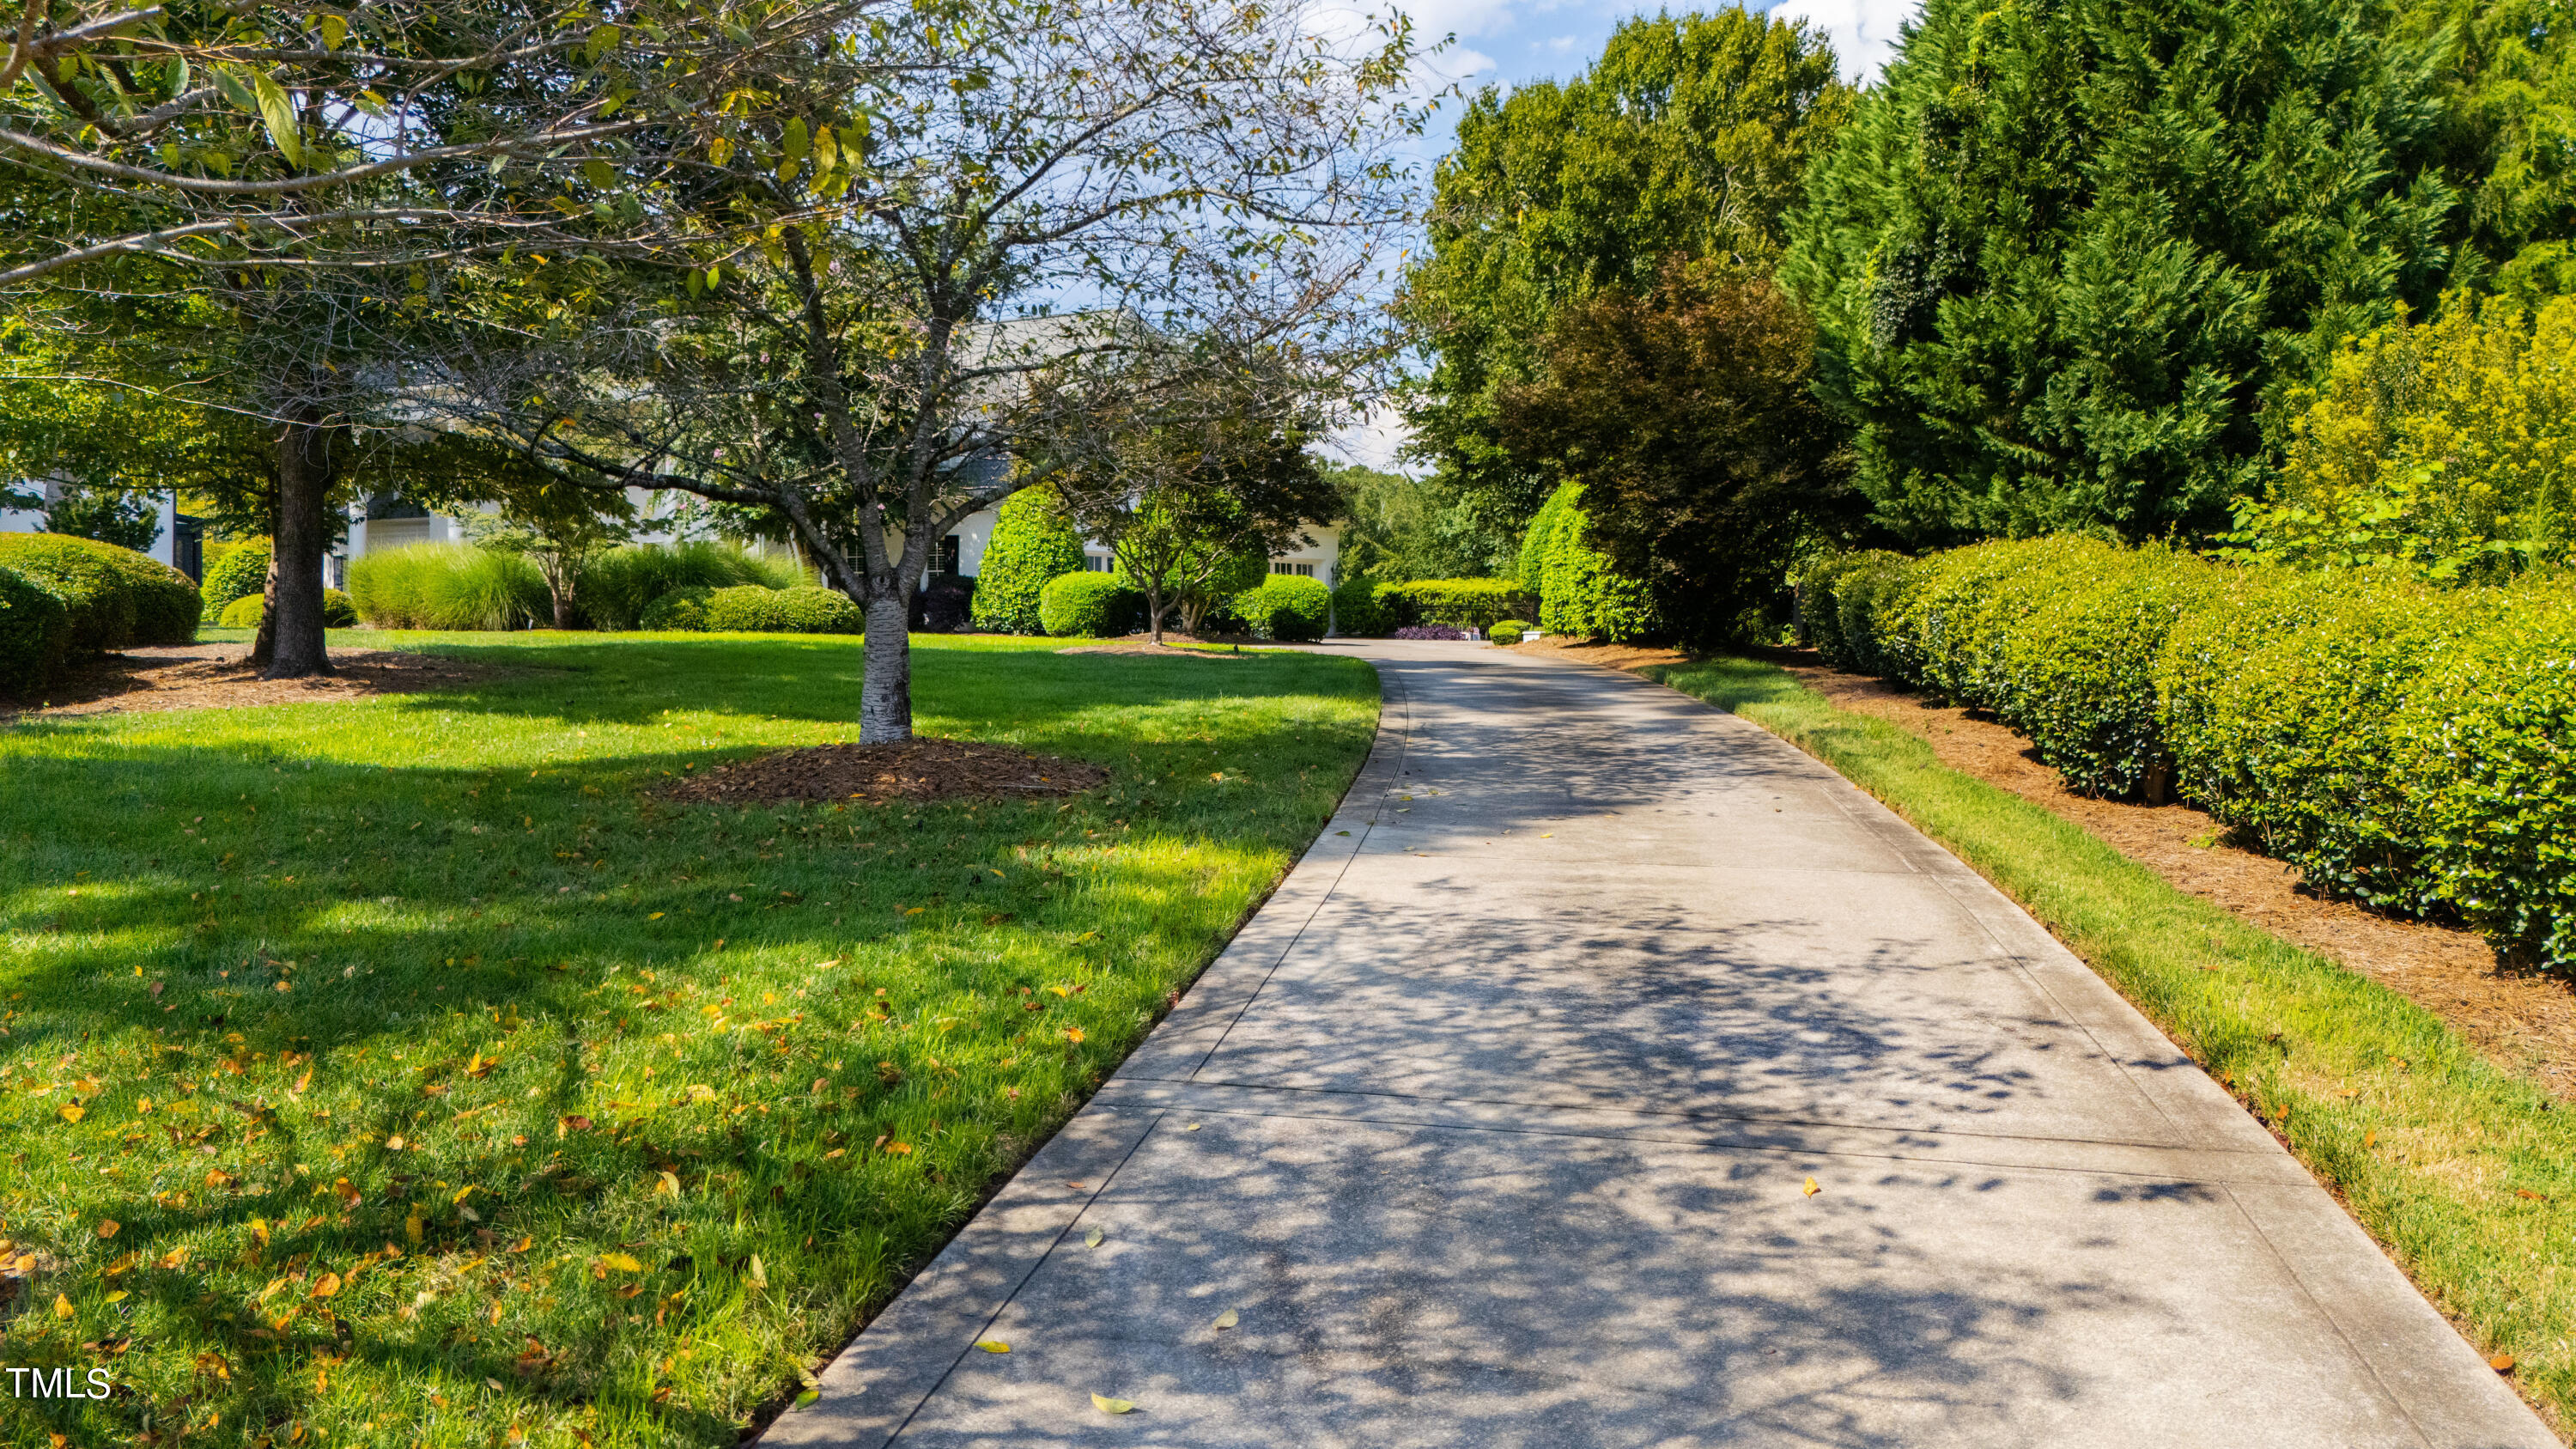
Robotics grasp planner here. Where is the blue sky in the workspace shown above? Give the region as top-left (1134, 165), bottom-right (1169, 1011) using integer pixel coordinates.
top-left (1327, 0), bottom-right (1915, 471)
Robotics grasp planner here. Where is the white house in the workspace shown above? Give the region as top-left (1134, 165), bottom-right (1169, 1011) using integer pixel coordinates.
top-left (1, 484), bottom-right (193, 575)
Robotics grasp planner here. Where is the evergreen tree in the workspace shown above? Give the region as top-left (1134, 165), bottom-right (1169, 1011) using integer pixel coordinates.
top-left (1783, 0), bottom-right (2462, 545)
top-left (970, 488), bottom-right (1088, 634)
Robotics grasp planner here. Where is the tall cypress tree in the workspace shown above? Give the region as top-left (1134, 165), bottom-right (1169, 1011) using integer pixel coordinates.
top-left (1783, 0), bottom-right (2460, 545)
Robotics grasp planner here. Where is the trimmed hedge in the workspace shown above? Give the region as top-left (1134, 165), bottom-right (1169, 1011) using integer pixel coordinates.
top-left (0, 532), bottom-right (201, 649)
top-left (970, 490), bottom-right (1084, 634)
top-left (1330, 576), bottom-right (1396, 636)
top-left (202, 539), bottom-right (270, 613)
top-left (1382, 577), bottom-right (1531, 631)
top-left (1799, 537), bottom-right (2576, 971)
top-left (1489, 618), bottom-right (1531, 643)
top-left (1538, 484), bottom-right (1657, 642)
top-left (1232, 575), bottom-right (1331, 642)
top-left (0, 563), bottom-right (71, 696)
top-left (1039, 572), bottom-right (1144, 637)
top-left (1517, 483), bottom-right (1577, 595)
top-left (218, 590), bottom-right (358, 630)
top-left (686, 585), bottom-right (863, 634)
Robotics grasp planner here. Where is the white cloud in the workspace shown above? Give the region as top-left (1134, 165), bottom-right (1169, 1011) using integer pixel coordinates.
top-left (1326, 408), bottom-right (1419, 474)
top-left (1539, 33), bottom-right (1579, 52)
top-left (1768, 0), bottom-right (1918, 83)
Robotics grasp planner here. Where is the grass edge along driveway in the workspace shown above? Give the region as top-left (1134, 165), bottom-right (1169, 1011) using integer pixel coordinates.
top-left (1651, 655), bottom-right (2576, 1437)
top-left (0, 630), bottom-right (1379, 1449)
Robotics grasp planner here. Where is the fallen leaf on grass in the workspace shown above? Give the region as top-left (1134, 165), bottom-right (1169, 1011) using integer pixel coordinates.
top-left (599, 1252), bottom-right (644, 1274)
top-left (59, 1105), bottom-right (83, 1123)
top-left (309, 1273), bottom-right (343, 1300)
top-left (1212, 1309), bottom-right (1238, 1330)
top-left (745, 1255), bottom-right (767, 1288)
top-left (975, 1340), bottom-right (1010, 1354)
top-left (53, 1294), bottom-right (73, 1319)
top-left (2492, 1353), bottom-right (2518, 1373)
top-left (1091, 1393), bottom-right (1136, 1415)
top-left (96, 1220), bottom-right (118, 1239)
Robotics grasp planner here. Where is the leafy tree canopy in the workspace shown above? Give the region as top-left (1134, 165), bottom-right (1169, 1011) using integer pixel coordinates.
top-left (1401, 9), bottom-right (1854, 526)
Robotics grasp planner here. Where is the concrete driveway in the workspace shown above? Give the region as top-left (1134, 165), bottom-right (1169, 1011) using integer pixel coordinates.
top-left (767, 641), bottom-right (2554, 1448)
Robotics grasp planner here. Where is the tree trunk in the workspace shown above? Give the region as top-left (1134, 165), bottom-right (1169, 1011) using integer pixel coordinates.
top-left (253, 416), bottom-right (336, 679)
top-left (1146, 581), bottom-right (1165, 645)
top-left (860, 593), bottom-right (913, 743)
top-left (552, 587), bottom-right (576, 630)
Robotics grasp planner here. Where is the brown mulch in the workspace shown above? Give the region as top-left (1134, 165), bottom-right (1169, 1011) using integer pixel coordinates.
top-left (3, 642), bottom-right (511, 721)
top-left (665, 737), bottom-right (1109, 807)
top-left (1055, 632), bottom-right (1272, 659)
top-left (1523, 636), bottom-right (2576, 1099)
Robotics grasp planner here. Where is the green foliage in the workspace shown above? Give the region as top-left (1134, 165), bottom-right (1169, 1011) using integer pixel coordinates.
top-left (219, 589), bottom-right (357, 630)
top-left (2160, 568), bottom-right (2490, 915)
top-left (1231, 575), bottom-right (1332, 642)
top-left (1516, 483), bottom-right (1578, 595)
top-left (1783, 0), bottom-right (2461, 545)
top-left (1329, 575), bottom-right (1398, 636)
top-left (640, 587), bottom-right (718, 632)
top-left (970, 488), bottom-right (1086, 634)
top-left (568, 544), bottom-right (788, 630)
top-left (0, 563), bottom-right (71, 697)
top-left (1993, 543), bottom-right (2224, 798)
top-left (1379, 578), bottom-right (1531, 631)
top-left (201, 539), bottom-right (272, 613)
top-left (2402, 590), bottom-right (2576, 968)
top-left (42, 484), bottom-right (161, 553)
top-left (1488, 618), bottom-right (1531, 643)
top-left (0, 531), bottom-right (200, 649)
top-left (1537, 486), bottom-right (1658, 641)
top-left (1038, 573), bottom-right (1145, 638)
top-left (2227, 294), bottom-right (2576, 581)
top-left (348, 545), bottom-right (547, 631)
top-left (1497, 261), bottom-right (1858, 645)
top-left (1795, 550), bottom-right (1913, 675)
top-left (1329, 462), bottom-right (1519, 583)
top-left (1404, 10), bottom-right (1855, 528)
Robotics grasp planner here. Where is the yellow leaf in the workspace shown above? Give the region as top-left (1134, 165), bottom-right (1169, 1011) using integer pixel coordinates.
top-left (885, 1142), bottom-right (914, 1156)
top-left (157, 1246), bottom-right (190, 1269)
top-left (1801, 1177), bottom-right (1820, 1197)
top-left (1091, 1393), bottom-right (1136, 1415)
top-left (975, 1339), bottom-right (1010, 1354)
top-left (405, 1212), bottom-right (424, 1245)
top-left (53, 1293), bottom-right (74, 1319)
top-left (648, 911), bottom-right (665, 920)
top-left (655, 1172), bottom-right (681, 1197)
top-left (96, 1220), bottom-right (119, 1239)
top-left (386, 1135), bottom-right (407, 1151)
top-left (105, 1290), bottom-right (128, 1304)
top-left (745, 1255), bottom-right (767, 1288)
top-left (1213, 1308), bottom-right (1238, 1330)
top-left (310, 1272), bottom-right (343, 1299)
top-left (599, 1251), bottom-right (643, 1273)
top-left (59, 1105), bottom-right (83, 1123)
top-left (1084, 1227), bottom-right (1103, 1248)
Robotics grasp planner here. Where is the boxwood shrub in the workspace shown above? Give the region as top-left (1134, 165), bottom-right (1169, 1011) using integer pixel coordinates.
top-left (217, 590), bottom-right (358, 630)
top-left (0, 563), bottom-right (71, 696)
top-left (640, 586), bottom-right (716, 631)
top-left (0, 532), bottom-right (202, 648)
top-left (202, 539), bottom-right (270, 613)
top-left (1489, 618), bottom-right (1531, 643)
top-left (1233, 575), bottom-right (1331, 642)
top-left (680, 584), bottom-right (862, 634)
top-left (1039, 572), bottom-right (1144, 637)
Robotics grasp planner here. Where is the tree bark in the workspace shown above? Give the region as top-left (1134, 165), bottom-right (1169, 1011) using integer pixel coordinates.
top-left (860, 594), bottom-right (913, 742)
top-left (1145, 581), bottom-right (1165, 644)
top-left (261, 415), bottom-right (337, 679)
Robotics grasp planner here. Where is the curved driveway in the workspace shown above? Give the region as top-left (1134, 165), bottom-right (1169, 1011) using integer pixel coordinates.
top-left (769, 641), bottom-right (2554, 1448)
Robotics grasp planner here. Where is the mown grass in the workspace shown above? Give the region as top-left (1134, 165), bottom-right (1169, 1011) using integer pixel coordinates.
top-left (1652, 655), bottom-right (2576, 1433)
top-left (1, 630), bottom-right (1378, 1449)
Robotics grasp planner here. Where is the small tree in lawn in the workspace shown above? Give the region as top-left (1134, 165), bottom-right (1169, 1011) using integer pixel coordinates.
top-left (440, 0), bottom-right (1420, 739)
top-left (454, 470), bottom-right (637, 630)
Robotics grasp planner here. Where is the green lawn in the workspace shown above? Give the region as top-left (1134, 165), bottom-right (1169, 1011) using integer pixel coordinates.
top-left (0, 630), bottom-right (1378, 1449)
top-left (1653, 656), bottom-right (2576, 1434)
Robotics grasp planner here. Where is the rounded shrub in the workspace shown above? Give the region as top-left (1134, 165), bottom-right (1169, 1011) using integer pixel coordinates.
top-left (1233, 575), bottom-right (1331, 642)
top-left (774, 586), bottom-right (864, 634)
top-left (970, 489), bottom-right (1084, 633)
top-left (201, 539), bottom-right (271, 613)
top-left (1488, 618), bottom-right (1531, 643)
top-left (640, 586), bottom-right (718, 631)
top-left (0, 563), bottom-right (71, 697)
top-left (219, 589), bottom-right (358, 630)
top-left (1039, 572), bottom-right (1144, 637)
top-left (702, 586), bottom-right (790, 631)
top-left (0, 532), bottom-right (202, 648)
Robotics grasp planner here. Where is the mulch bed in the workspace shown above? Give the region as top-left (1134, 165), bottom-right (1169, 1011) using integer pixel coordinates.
top-left (664, 737), bottom-right (1108, 807)
top-left (3, 643), bottom-right (511, 721)
top-left (1522, 636), bottom-right (2576, 1100)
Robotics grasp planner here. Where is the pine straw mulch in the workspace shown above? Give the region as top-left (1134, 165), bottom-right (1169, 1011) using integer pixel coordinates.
top-left (3, 642), bottom-right (513, 721)
top-left (663, 736), bottom-right (1108, 807)
top-left (1512, 636), bottom-right (2576, 1100)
